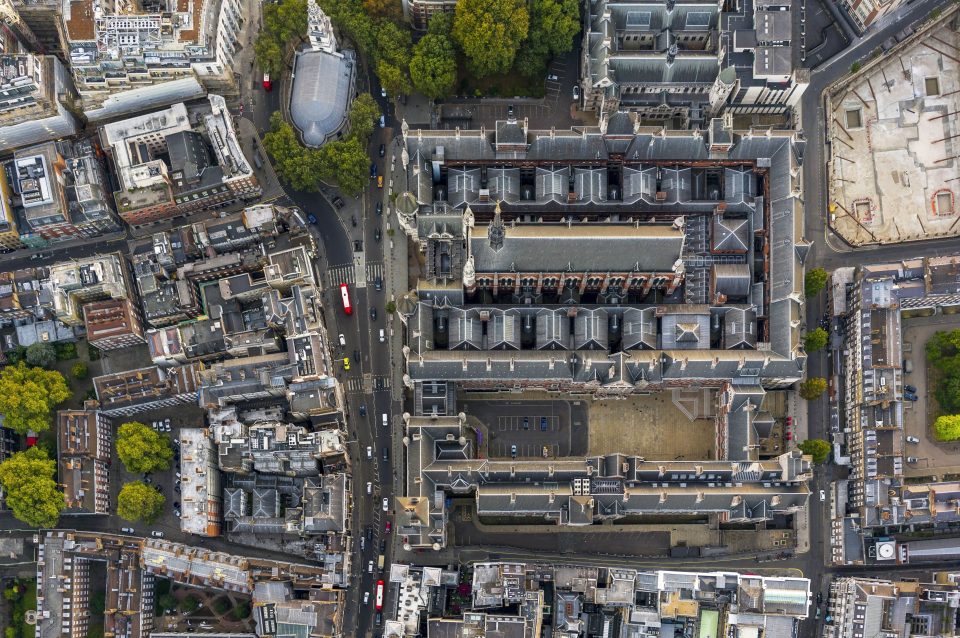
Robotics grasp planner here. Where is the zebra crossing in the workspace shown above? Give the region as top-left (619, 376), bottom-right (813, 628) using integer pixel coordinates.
top-left (325, 262), bottom-right (384, 288)
top-left (344, 376), bottom-right (390, 393)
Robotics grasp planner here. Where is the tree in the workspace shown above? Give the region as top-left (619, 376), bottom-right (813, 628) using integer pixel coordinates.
top-left (804, 267), bottom-right (829, 298)
top-left (318, 137), bottom-right (370, 196)
top-left (0, 447), bottom-right (64, 528)
top-left (348, 93), bottom-right (381, 143)
top-left (453, 0), bottom-right (529, 77)
top-left (804, 327), bottom-right (829, 353)
top-left (362, 0), bottom-right (403, 23)
top-left (798, 438), bottom-right (832, 464)
top-left (25, 342), bottom-right (56, 369)
top-left (263, 113), bottom-right (322, 192)
top-left (374, 22), bottom-right (413, 97)
top-left (377, 60), bottom-right (412, 98)
top-left (410, 34), bottom-right (458, 99)
top-left (427, 11), bottom-right (453, 36)
top-left (254, 36), bottom-right (285, 78)
top-left (799, 377), bottom-right (828, 400)
top-left (0, 363), bottom-right (70, 435)
top-left (180, 595), bottom-right (201, 613)
top-left (385, 300), bottom-right (397, 314)
top-left (232, 601), bottom-right (251, 620)
top-left (117, 481), bottom-right (165, 523)
top-left (934, 415), bottom-right (960, 442)
top-left (158, 593), bottom-right (178, 612)
top-left (116, 422), bottom-right (173, 474)
top-left (515, 0), bottom-right (579, 76)
top-left (71, 362), bottom-right (89, 380)
top-left (255, 0), bottom-right (308, 77)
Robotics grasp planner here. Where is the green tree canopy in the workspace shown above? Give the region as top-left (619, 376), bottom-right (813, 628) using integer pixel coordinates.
top-left (375, 22), bottom-right (413, 96)
top-left (25, 342), bottom-right (56, 369)
top-left (805, 267), bottom-right (829, 298)
top-left (263, 112), bottom-right (322, 192)
top-left (804, 327), bottom-right (829, 353)
top-left (158, 593), bottom-right (178, 612)
top-left (117, 481), bottom-right (165, 523)
top-left (799, 377), bottom-right (828, 400)
top-left (180, 595), bottom-right (201, 613)
top-left (116, 422), bottom-right (173, 474)
top-left (377, 60), bottom-right (412, 99)
top-left (410, 33), bottom-right (458, 99)
top-left (0, 362), bottom-right (70, 434)
top-left (427, 11), bottom-right (453, 36)
top-left (515, 0), bottom-right (580, 76)
top-left (798, 438), bottom-right (832, 464)
top-left (71, 362), bottom-right (88, 380)
top-left (453, 0), bottom-right (529, 77)
top-left (934, 415), bottom-right (960, 442)
top-left (318, 137), bottom-right (370, 196)
top-left (348, 93), bottom-right (381, 143)
top-left (0, 447), bottom-right (64, 527)
top-left (255, 0), bottom-right (308, 77)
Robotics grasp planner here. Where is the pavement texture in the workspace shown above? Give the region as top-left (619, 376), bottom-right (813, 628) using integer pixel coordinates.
top-left (589, 394), bottom-right (715, 460)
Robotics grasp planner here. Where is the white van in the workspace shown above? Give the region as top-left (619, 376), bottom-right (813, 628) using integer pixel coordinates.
top-left (379, 329), bottom-right (385, 343)
top-left (382, 413), bottom-right (388, 427)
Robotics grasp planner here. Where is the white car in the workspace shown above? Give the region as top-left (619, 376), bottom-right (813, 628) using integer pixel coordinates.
top-left (573, 85), bottom-right (580, 100)
top-left (819, 490), bottom-right (826, 502)
top-left (381, 87), bottom-right (387, 98)
top-left (367, 560), bottom-right (374, 573)
top-left (121, 527), bottom-right (135, 534)
top-left (151, 531), bottom-right (164, 538)
top-left (547, 74), bottom-right (559, 81)
top-left (367, 446), bottom-right (373, 459)
top-left (906, 436), bottom-right (920, 443)
top-left (164, 418), bottom-right (171, 431)
top-left (364, 592), bottom-right (370, 604)
top-left (366, 482), bottom-right (372, 495)
top-left (338, 333), bottom-right (346, 346)
top-left (382, 497), bottom-right (389, 512)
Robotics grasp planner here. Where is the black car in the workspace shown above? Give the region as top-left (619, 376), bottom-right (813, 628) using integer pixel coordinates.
top-left (375, 202), bottom-right (382, 216)
top-left (905, 384), bottom-right (917, 393)
top-left (351, 215), bottom-right (357, 227)
top-left (816, 592), bottom-right (823, 605)
top-left (375, 612), bottom-right (382, 627)
top-left (366, 526), bottom-right (373, 541)
top-left (382, 447), bottom-right (389, 461)
top-left (375, 276), bottom-right (382, 291)
top-left (359, 404), bottom-right (367, 417)
top-left (380, 540), bottom-right (386, 553)
top-left (379, 144), bottom-right (385, 157)
top-left (522, 417), bottom-right (529, 430)
top-left (904, 391), bottom-right (918, 401)
top-left (370, 307), bottom-right (377, 321)
top-left (370, 163), bottom-right (377, 178)
top-left (374, 228), bottom-right (381, 242)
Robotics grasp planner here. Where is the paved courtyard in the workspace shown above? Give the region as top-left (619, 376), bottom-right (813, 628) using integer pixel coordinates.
top-left (588, 390), bottom-right (717, 460)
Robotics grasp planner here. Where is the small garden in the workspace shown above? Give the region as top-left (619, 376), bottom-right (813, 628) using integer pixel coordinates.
top-left (3, 578), bottom-right (37, 638)
top-left (925, 329), bottom-right (960, 441)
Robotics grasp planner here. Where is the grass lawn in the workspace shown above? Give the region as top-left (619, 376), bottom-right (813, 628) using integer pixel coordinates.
top-left (457, 63), bottom-right (545, 99)
top-left (8, 579), bottom-right (37, 638)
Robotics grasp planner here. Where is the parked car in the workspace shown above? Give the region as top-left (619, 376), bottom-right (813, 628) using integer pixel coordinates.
top-left (121, 527), bottom-right (135, 534)
top-left (547, 74), bottom-right (558, 81)
top-left (151, 531), bottom-right (164, 538)
top-left (906, 436), bottom-right (920, 444)
top-left (174, 509), bottom-right (181, 517)
top-left (376, 202), bottom-right (382, 216)
top-left (382, 497), bottom-right (389, 512)
top-left (540, 417), bottom-right (548, 431)
top-left (379, 115), bottom-right (385, 128)
top-left (573, 85), bottom-right (580, 100)
top-left (370, 307), bottom-right (377, 321)
top-left (905, 384), bottom-right (918, 393)
top-left (377, 175), bottom-right (384, 188)
top-left (385, 521), bottom-right (391, 534)
top-left (523, 417), bottom-right (529, 430)
top-left (367, 446), bottom-right (373, 459)
top-left (907, 457), bottom-right (918, 463)
top-left (511, 444), bottom-right (517, 458)
top-left (370, 163), bottom-right (377, 178)
top-left (368, 560), bottom-right (374, 573)
top-left (904, 391), bottom-right (918, 401)
top-left (366, 482), bottom-right (372, 494)
top-left (819, 490), bottom-right (826, 502)
top-left (381, 87), bottom-right (387, 98)
top-left (379, 144), bottom-right (385, 157)
top-left (307, 214), bottom-right (317, 224)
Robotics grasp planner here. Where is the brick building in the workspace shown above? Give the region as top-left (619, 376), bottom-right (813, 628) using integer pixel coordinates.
top-left (57, 408), bottom-right (112, 514)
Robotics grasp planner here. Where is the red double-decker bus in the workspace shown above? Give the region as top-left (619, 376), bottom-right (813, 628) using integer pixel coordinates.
top-left (262, 73), bottom-right (272, 91)
top-left (340, 283), bottom-right (352, 315)
top-left (375, 580), bottom-right (384, 610)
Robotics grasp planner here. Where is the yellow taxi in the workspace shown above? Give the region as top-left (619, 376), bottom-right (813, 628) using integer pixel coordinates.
top-left (343, 357), bottom-right (351, 371)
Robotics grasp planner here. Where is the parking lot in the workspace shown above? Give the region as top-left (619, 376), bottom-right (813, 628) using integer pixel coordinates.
top-left (902, 314), bottom-right (960, 479)
top-left (461, 396), bottom-right (587, 459)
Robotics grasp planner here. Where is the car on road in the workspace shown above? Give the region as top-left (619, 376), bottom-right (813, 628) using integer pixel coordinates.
top-left (367, 446), bottom-right (373, 459)
top-left (359, 404), bottom-right (367, 417)
top-left (816, 592), bottom-right (823, 605)
top-left (906, 436), bottom-right (920, 443)
top-left (121, 527), bottom-right (135, 534)
top-left (366, 526), bottom-right (373, 540)
top-left (363, 592), bottom-right (370, 605)
top-left (379, 115), bottom-right (385, 128)
top-left (547, 74), bottom-right (558, 81)
top-left (307, 213), bottom-right (317, 224)
top-left (382, 447), bottom-right (389, 461)
top-left (376, 202), bottom-right (382, 216)
top-left (905, 384), bottom-right (918, 393)
top-left (379, 144), bottom-right (385, 157)
top-left (573, 85), bottom-right (580, 99)
top-left (370, 163), bottom-right (377, 178)
top-left (379, 329), bottom-right (385, 343)
top-left (540, 417), bottom-right (548, 431)
top-left (338, 333), bottom-right (346, 346)
top-left (377, 175), bottom-right (384, 189)
top-left (370, 307), bottom-right (377, 321)
top-left (174, 509), bottom-right (181, 517)
top-left (382, 413), bottom-right (388, 427)
top-left (511, 444), bottom-right (517, 458)
top-left (381, 87), bottom-right (387, 98)
top-left (151, 531), bottom-right (164, 538)
top-left (343, 357), bottom-right (351, 371)
top-left (366, 482), bottom-right (372, 494)
top-left (819, 490), bottom-right (826, 502)
top-left (384, 521), bottom-right (391, 534)
top-left (351, 215), bottom-right (357, 227)
top-left (367, 560), bottom-right (374, 573)
top-left (375, 612), bottom-right (382, 626)
top-left (354, 349), bottom-right (361, 361)
top-left (382, 497), bottom-right (389, 511)
top-left (374, 227), bottom-right (381, 242)
top-left (375, 276), bottom-right (382, 291)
